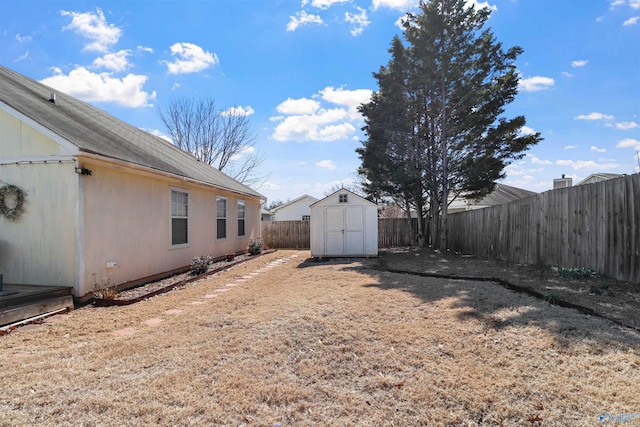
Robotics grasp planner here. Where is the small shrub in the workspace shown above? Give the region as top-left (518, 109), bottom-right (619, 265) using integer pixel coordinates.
top-left (552, 266), bottom-right (593, 279)
top-left (191, 255), bottom-right (212, 276)
top-left (248, 239), bottom-right (264, 255)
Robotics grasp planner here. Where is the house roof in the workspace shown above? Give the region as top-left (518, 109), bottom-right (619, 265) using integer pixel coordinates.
top-left (576, 173), bottom-right (624, 185)
top-left (468, 183), bottom-right (536, 206)
top-left (271, 194), bottom-right (319, 212)
top-left (0, 65), bottom-right (264, 200)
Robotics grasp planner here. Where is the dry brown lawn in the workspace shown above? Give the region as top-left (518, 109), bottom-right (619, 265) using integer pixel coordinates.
top-left (1, 250), bottom-right (639, 426)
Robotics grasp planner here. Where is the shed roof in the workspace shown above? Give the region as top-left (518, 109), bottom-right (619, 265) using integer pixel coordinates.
top-left (0, 65), bottom-right (263, 200)
top-left (310, 188), bottom-right (378, 208)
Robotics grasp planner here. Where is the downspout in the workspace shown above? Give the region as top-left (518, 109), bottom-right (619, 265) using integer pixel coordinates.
top-left (74, 158), bottom-right (86, 298)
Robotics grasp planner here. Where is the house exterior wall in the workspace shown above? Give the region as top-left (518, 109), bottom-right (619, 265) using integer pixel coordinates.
top-left (79, 157), bottom-right (261, 296)
top-left (310, 190), bottom-right (378, 257)
top-left (0, 110), bottom-right (78, 289)
top-left (273, 196), bottom-right (317, 221)
top-left (0, 108), bottom-right (62, 156)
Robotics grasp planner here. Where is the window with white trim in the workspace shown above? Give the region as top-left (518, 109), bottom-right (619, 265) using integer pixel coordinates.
top-left (302, 215), bottom-right (310, 221)
top-left (339, 194), bottom-right (348, 203)
top-left (217, 197), bottom-right (227, 239)
top-left (237, 201), bottom-right (246, 237)
top-left (171, 189), bottom-right (189, 246)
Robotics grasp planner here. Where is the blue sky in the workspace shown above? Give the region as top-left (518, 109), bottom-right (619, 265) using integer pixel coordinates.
top-left (1, 0), bottom-right (639, 203)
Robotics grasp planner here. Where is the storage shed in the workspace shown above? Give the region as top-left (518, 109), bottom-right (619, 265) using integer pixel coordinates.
top-left (310, 189), bottom-right (378, 257)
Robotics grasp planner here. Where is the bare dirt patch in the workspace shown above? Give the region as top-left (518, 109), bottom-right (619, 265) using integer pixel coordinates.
top-left (1, 250), bottom-right (639, 426)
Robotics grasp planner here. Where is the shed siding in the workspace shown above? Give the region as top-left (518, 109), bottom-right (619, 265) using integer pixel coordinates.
top-left (310, 190), bottom-right (378, 257)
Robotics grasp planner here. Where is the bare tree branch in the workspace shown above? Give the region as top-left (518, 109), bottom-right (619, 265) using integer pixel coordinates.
top-left (157, 96), bottom-right (268, 186)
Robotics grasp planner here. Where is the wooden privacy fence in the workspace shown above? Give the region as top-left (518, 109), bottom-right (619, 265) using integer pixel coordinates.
top-left (261, 217), bottom-right (418, 249)
top-left (378, 218), bottom-right (418, 248)
top-left (261, 220), bottom-right (311, 249)
top-left (446, 174), bottom-right (640, 284)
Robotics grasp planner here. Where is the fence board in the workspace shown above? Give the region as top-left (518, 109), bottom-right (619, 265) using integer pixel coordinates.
top-left (446, 174), bottom-right (640, 284)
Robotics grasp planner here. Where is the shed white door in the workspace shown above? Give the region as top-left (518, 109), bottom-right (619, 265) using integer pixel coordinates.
top-left (324, 206), bottom-right (364, 256)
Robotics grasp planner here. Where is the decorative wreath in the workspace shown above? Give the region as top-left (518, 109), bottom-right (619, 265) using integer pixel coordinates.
top-left (0, 184), bottom-right (26, 221)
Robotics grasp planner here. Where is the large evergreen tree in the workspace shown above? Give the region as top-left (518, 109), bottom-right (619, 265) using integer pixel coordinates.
top-left (358, 0), bottom-right (541, 249)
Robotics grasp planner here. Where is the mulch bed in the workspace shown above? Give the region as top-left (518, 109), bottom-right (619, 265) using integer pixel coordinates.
top-left (93, 250), bottom-right (276, 306)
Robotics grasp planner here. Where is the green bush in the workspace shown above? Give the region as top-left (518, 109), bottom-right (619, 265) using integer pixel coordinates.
top-left (248, 239), bottom-right (264, 255)
top-left (551, 266), bottom-right (593, 279)
top-left (191, 255), bottom-right (212, 275)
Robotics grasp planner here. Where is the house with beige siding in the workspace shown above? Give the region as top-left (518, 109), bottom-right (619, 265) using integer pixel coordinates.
top-left (0, 65), bottom-right (264, 298)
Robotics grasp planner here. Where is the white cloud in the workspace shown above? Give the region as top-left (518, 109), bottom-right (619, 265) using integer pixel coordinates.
top-left (372, 0), bottom-right (417, 10)
top-left (287, 11), bottom-right (324, 31)
top-left (15, 51), bottom-right (29, 62)
top-left (272, 87), bottom-right (370, 142)
top-left (276, 97), bottom-right (320, 115)
top-left (376, 0), bottom-right (495, 12)
top-left (556, 159), bottom-right (620, 170)
top-left (564, 145), bottom-right (578, 150)
top-left (590, 145), bottom-right (607, 153)
top-left (261, 181), bottom-right (281, 191)
top-left (529, 155), bottom-right (552, 165)
top-left (146, 129), bottom-right (172, 142)
top-left (616, 121), bottom-right (639, 130)
top-left (316, 159), bottom-right (337, 170)
top-left (562, 71), bottom-right (573, 78)
top-left (271, 109), bottom-right (352, 141)
top-left (138, 46), bottom-right (153, 53)
top-left (320, 86), bottom-right (372, 117)
top-left (92, 50), bottom-right (131, 72)
top-left (504, 163), bottom-right (543, 176)
top-left (519, 126), bottom-right (535, 136)
top-left (575, 112), bottom-right (614, 121)
top-left (518, 76), bottom-right (555, 92)
top-left (623, 16), bottom-right (639, 25)
top-left (164, 42), bottom-right (218, 74)
top-left (16, 33), bottom-right (32, 42)
top-left (309, 0), bottom-right (349, 8)
top-left (610, 0), bottom-right (626, 7)
top-left (616, 138), bottom-right (640, 149)
top-left (60, 8), bottom-right (121, 52)
top-left (345, 6), bottom-right (371, 36)
top-left (230, 146), bottom-right (256, 161)
top-left (571, 60), bottom-right (588, 68)
top-left (221, 105), bottom-right (255, 116)
top-left (40, 66), bottom-right (156, 108)
top-left (171, 83), bottom-right (180, 90)
top-left (466, 0), bottom-right (497, 11)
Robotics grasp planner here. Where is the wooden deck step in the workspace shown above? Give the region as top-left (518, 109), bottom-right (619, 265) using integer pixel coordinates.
top-left (0, 284), bottom-right (74, 327)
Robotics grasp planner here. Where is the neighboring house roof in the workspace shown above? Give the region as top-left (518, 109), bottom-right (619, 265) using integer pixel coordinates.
top-left (449, 183), bottom-right (535, 211)
top-left (271, 194), bottom-right (319, 212)
top-left (576, 173), bottom-right (624, 186)
top-left (472, 183), bottom-right (536, 206)
top-left (0, 65), bottom-right (263, 200)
